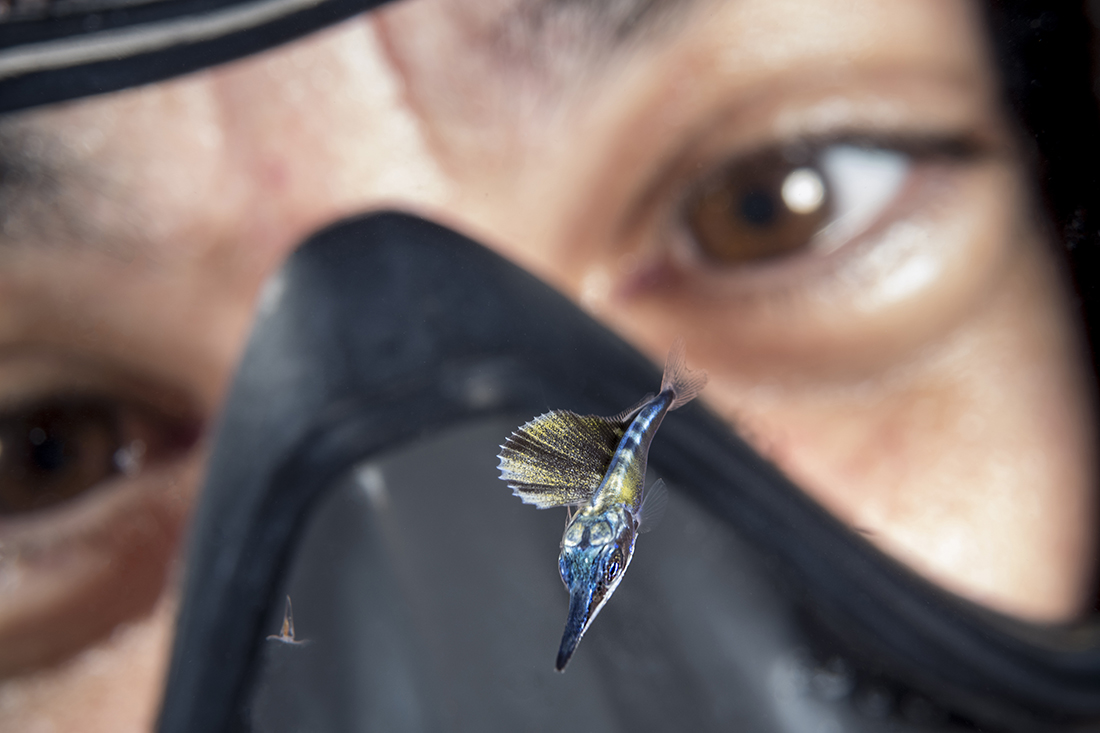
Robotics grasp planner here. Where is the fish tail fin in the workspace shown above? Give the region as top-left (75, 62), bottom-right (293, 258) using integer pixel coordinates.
top-left (661, 337), bottom-right (708, 410)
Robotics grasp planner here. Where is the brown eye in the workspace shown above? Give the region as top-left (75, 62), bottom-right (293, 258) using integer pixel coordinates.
top-left (0, 398), bottom-right (197, 515)
top-left (687, 150), bottom-right (832, 264)
top-left (685, 145), bottom-right (911, 265)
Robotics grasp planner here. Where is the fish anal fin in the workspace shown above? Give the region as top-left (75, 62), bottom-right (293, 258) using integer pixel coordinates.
top-left (498, 410), bottom-right (627, 509)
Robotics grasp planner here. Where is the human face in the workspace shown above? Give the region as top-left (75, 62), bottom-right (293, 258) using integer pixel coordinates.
top-left (376, 0), bottom-right (1096, 617)
top-left (0, 0), bottom-right (1094, 730)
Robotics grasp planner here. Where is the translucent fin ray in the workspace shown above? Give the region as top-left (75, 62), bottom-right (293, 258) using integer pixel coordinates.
top-left (498, 410), bottom-right (628, 509)
top-left (661, 337), bottom-right (708, 410)
top-left (638, 478), bottom-right (668, 534)
top-left (610, 393), bottom-right (656, 424)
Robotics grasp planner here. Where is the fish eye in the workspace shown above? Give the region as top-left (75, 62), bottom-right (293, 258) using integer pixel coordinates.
top-left (0, 396), bottom-right (197, 515)
top-left (605, 553), bottom-right (622, 583)
top-left (684, 144), bottom-right (910, 265)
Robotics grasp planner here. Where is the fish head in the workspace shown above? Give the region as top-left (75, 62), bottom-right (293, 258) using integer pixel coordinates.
top-left (555, 507), bottom-right (638, 671)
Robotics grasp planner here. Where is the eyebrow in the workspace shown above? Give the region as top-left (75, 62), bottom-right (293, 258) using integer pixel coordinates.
top-left (495, 0), bottom-right (698, 66)
top-left (0, 120), bottom-right (66, 246)
top-left (0, 117), bottom-right (124, 255)
top-left (513, 0), bottom-right (692, 42)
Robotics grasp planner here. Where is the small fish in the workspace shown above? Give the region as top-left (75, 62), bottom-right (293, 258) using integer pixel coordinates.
top-left (498, 339), bottom-right (706, 671)
top-left (266, 595), bottom-right (309, 646)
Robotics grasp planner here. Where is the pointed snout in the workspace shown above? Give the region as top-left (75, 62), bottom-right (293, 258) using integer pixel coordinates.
top-left (554, 508), bottom-right (636, 671)
top-left (556, 582), bottom-right (595, 672)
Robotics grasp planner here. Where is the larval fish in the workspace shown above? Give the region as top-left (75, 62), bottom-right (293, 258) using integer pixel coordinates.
top-left (266, 595), bottom-right (309, 646)
top-left (497, 339), bottom-right (706, 671)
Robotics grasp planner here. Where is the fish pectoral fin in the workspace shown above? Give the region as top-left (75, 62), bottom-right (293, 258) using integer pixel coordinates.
top-left (638, 478), bottom-right (669, 533)
top-left (497, 410), bottom-right (627, 509)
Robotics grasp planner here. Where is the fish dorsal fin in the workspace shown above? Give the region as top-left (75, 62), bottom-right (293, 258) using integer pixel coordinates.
top-left (498, 410), bottom-right (628, 509)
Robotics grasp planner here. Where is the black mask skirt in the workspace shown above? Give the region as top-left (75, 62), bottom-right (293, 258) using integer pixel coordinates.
top-left (3, 2), bottom-right (1100, 733)
top-left (150, 212), bottom-right (1100, 733)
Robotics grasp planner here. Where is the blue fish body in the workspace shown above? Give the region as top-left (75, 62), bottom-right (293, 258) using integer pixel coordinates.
top-left (498, 340), bottom-right (706, 670)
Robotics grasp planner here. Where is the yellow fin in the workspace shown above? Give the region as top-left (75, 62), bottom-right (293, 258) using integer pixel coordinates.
top-left (498, 410), bottom-right (628, 508)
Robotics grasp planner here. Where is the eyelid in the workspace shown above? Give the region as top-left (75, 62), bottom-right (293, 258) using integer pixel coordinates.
top-left (681, 129), bottom-right (987, 196)
top-left (0, 347), bottom-right (201, 418)
top-left (684, 130), bottom-right (988, 205)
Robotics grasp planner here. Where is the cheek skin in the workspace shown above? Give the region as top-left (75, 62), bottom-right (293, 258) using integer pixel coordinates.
top-left (0, 455), bottom-right (202, 678)
top-left (0, 593), bottom-right (178, 732)
top-left (720, 231), bottom-right (1097, 620)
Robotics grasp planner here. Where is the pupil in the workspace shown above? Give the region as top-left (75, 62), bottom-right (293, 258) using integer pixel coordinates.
top-left (30, 436), bottom-right (69, 472)
top-left (739, 189), bottom-right (777, 226)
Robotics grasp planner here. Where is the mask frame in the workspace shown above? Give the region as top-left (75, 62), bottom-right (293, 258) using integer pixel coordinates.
top-left (155, 212), bottom-right (1100, 733)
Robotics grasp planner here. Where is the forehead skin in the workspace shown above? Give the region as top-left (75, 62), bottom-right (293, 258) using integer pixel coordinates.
top-left (0, 0), bottom-right (1095, 730)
